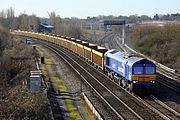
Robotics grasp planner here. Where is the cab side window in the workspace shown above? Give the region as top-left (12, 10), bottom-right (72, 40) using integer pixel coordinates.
top-left (106, 57), bottom-right (110, 66)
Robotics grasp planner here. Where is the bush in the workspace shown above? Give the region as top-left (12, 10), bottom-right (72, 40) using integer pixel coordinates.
top-left (0, 26), bottom-right (11, 54)
top-left (129, 24), bottom-right (180, 72)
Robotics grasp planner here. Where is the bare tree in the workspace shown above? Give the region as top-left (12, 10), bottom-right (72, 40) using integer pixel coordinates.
top-left (19, 14), bottom-right (29, 30)
top-left (28, 15), bottom-right (40, 32)
top-left (47, 11), bottom-right (82, 37)
top-left (18, 14), bottom-right (39, 31)
top-left (0, 8), bottom-right (15, 28)
top-left (7, 7), bottom-right (14, 19)
top-left (0, 26), bottom-right (10, 54)
top-left (48, 11), bottom-right (56, 26)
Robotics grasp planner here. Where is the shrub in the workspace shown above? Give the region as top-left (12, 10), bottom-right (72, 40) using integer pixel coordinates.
top-left (129, 24), bottom-right (180, 72)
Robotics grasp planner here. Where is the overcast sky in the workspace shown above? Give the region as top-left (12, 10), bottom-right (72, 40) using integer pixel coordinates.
top-left (0, 0), bottom-right (180, 18)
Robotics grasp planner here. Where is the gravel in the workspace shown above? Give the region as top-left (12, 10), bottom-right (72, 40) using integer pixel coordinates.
top-left (39, 45), bottom-right (117, 120)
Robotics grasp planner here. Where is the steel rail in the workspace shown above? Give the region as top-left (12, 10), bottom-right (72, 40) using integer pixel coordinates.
top-left (35, 40), bottom-right (168, 120)
top-left (38, 41), bottom-right (141, 120)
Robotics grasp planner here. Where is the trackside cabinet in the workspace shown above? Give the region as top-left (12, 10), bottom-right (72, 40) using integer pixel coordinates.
top-left (29, 75), bottom-right (42, 91)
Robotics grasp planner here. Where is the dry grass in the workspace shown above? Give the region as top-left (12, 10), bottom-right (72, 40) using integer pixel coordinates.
top-left (0, 84), bottom-right (48, 120)
top-left (0, 36), bottom-right (48, 119)
top-left (39, 48), bottom-right (83, 120)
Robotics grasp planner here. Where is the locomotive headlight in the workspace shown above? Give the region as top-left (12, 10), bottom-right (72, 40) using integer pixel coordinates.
top-left (151, 81), bottom-right (155, 83)
top-left (133, 81), bottom-right (137, 83)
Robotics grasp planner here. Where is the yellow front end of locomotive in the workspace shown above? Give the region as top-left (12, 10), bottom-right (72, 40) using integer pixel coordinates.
top-left (132, 75), bottom-right (156, 82)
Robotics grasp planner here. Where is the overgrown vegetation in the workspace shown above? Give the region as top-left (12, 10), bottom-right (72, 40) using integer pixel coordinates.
top-left (129, 24), bottom-right (180, 72)
top-left (0, 27), bottom-right (10, 55)
top-left (0, 28), bottom-right (48, 119)
top-left (0, 30), bottom-right (34, 86)
top-left (0, 85), bottom-right (48, 119)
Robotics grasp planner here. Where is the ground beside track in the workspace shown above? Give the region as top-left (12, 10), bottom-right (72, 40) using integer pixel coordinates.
top-left (88, 31), bottom-right (180, 115)
top-left (37, 45), bottom-right (96, 120)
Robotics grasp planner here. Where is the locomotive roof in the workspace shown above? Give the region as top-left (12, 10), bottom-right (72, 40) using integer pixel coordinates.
top-left (105, 49), bottom-right (145, 66)
top-left (127, 57), bottom-right (145, 66)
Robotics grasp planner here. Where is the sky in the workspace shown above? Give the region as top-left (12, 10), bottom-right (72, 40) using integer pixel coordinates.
top-left (0, 0), bottom-right (180, 18)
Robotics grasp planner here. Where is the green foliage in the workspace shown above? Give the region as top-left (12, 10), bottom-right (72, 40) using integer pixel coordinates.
top-left (130, 24), bottom-right (180, 72)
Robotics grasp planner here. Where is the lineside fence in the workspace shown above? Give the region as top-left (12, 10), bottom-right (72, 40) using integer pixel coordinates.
top-left (124, 44), bottom-right (176, 73)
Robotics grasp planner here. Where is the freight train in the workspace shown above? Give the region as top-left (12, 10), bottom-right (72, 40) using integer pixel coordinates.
top-left (14, 30), bottom-right (156, 93)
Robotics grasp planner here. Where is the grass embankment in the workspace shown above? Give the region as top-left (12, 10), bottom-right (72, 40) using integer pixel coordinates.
top-left (37, 47), bottom-right (84, 120)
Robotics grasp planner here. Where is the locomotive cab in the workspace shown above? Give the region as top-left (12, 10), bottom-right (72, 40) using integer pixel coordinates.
top-left (104, 49), bottom-right (156, 94)
top-left (131, 59), bottom-right (156, 93)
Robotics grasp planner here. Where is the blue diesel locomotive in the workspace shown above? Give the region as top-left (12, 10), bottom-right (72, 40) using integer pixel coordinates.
top-left (104, 49), bottom-right (156, 93)
top-left (14, 30), bottom-right (156, 93)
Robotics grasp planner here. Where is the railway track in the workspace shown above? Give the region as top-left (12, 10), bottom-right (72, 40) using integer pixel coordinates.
top-left (114, 35), bottom-right (180, 94)
top-left (143, 95), bottom-right (180, 120)
top-left (47, 82), bottom-right (65, 120)
top-left (109, 35), bottom-right (180, 119)
top-left (97, 32), bottom-right (115, 48)
top-left (110, 34), bottom-right (131, 54)
top-left (157, 66), bottom-right (180, 81)
top-left (157, 73), bottom-right (180, 94)
top-left (120, 40), bottom-right (180, 95)
top-left (34, 39), bottom-right (179, 120)
top-left (108, 38), bottom-right (180, 119)
top-left (13, 30), bottom-right (180, 120)
top-left (37, 40), bottom-right (142, 120)
top-left (109, 34), bottom-right (121, 49)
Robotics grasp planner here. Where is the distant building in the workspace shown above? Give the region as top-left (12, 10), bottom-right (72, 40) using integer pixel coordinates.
top-left (39, 18), bottom-right (54, 33)
top-left (139, 20), bottom-right (179, 26)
